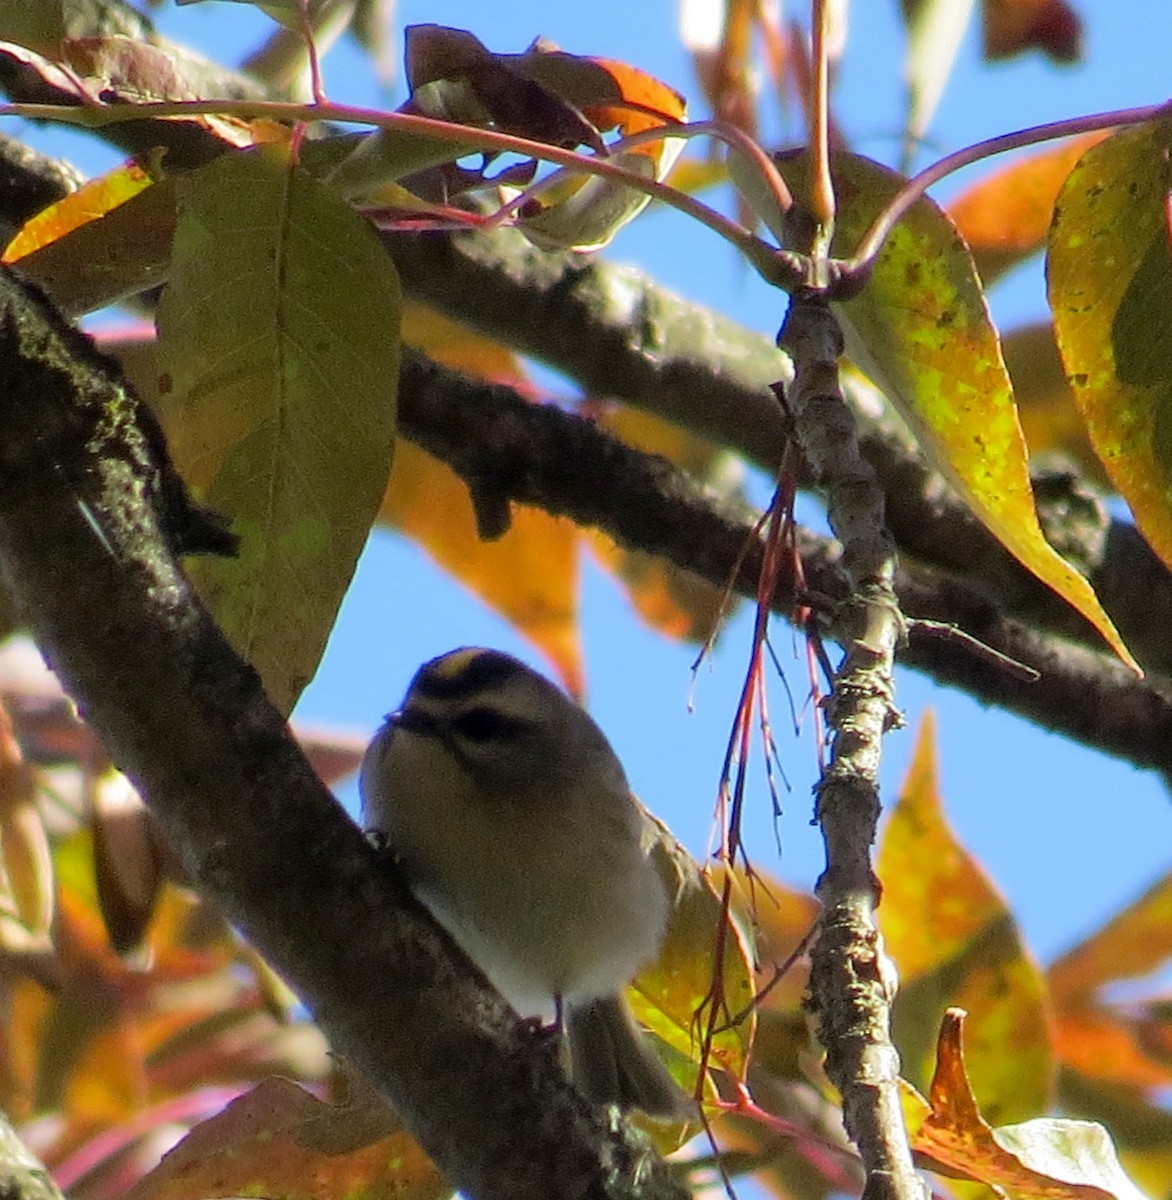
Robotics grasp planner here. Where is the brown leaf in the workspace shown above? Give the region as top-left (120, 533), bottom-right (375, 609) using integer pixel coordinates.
top-left (982, 0), bottom-right (1082, 63)
top-left (404, 24), bottom-right (605, 152)
top-left (124, 1076), bottom-right (447, 1200)
top-left (914, 1010), bottom-right (1135, 1200)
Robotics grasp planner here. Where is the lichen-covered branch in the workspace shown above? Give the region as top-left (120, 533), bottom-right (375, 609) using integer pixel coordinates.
top-left (777, 295), bottom-right (926, 1200)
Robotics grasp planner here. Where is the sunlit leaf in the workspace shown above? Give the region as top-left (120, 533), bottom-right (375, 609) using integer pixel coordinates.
top-left (878, 714), bottom-right (1052, 1125)
top-left (982, 0), bottom-right (1082, 63)
top-left (0, 702), bottom-right (53, 952)
top-left (1050, 871), bottom-right (1172, 1008)
top-left (401, 300), bottom-right (531, 388)
top-left (380, 439), bottom-right (582, 696)
top-left (1047, 871), bottom-right (1172, 1091)
top-left (1057, 1072), bottom-right (1172, 1200)
top-left (680, 0), bottom-right (757, 135)
top-left (662, 154), bottom-right (728, 197)
top-left (5, 176), bottom-right (177, 316)
top-left (1048, 119), bottom-right (1172, 580)
top-left (123, 1075), bottom-right (448, 1200)
top-left (509, 49), bottom-right (687, 250)
top-left (913, 1011), bottom-right (1143, 1200)
top-left (775, 149), bottom-right (1137, 671)
top-left (156, 145), bottom-right (401, 716)
top-left (947, 133), bottom-right (1108, 285)
top-left (2, 161), bottom-right (151, 263)
top-left (635, 824), bottom-right (756, 1092)
top-left (711, 866), bottom-right (818, 1090)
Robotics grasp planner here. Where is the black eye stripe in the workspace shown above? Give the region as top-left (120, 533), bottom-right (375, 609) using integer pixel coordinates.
top-left (450, 706), bottom-right (530, 743)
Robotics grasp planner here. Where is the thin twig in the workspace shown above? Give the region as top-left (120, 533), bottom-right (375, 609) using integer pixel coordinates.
top-left (0, 97), bottom-right (796, 286)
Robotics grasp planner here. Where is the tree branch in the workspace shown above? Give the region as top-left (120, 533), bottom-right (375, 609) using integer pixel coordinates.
top-left (0, 268), bottom-right (687, 1200)
top-left (776, 296), bottom-right (923, 1200)
top-left (385, 226), bottom-right (1172, 679)
top-left (397, 351), bottom-right (1172, 780)
top-left (2, 136), bottom-right (1171, 775)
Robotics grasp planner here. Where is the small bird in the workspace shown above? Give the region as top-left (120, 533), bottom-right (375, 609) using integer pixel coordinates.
top-left (359, 646), bottom-right (684, 1117)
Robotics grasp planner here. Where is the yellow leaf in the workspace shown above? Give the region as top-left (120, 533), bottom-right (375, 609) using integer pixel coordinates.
top-left (1048, 119), bottom-right (1172, 582)
top-left (878, 714), bottom-right (1053, 1125)
top-left (775, 149), bottom-right (1136, 671)
top-left (3, 161), bottom-right (152, 263)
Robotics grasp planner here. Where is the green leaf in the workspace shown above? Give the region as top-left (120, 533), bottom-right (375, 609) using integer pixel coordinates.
top-left (156, 145), bottom-right (400, 714)
top-left (773, 150), bottom-right (1137, 672)
top-left (1048, 119), bottom-right (1172, 579)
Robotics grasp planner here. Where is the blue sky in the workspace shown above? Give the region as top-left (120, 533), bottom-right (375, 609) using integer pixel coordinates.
top-left (15, 1), bottom-right (1172, 970)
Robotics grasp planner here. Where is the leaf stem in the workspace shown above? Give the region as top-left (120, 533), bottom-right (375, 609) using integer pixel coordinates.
top-left (842, 100), bottom-right (1171, 282)
top-left (0, 98), bottom-right (801, 288)
top-left (808, 0), bottom-right (837, 268)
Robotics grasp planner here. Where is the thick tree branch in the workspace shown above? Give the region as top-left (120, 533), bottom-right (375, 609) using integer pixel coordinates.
top-left (0, 269), bottom-right (687, 1200)
top-left (397, 352), bottom-right (1172, 780)
top-left (385, 226), bottom-right (1172, 679)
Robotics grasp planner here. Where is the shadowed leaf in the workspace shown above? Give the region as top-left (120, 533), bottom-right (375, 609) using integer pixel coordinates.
top-left (156, 144), bottom-right (400, 715)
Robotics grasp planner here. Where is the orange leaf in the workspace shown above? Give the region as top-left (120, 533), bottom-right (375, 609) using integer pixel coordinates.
top-left (1052, 1009), bottom-right (1172, 1092)
top-left (3, 162), bottom-right (152, 263)
top-left (380, 439), bottom-right (583, 696)
top-left (1049, 870), bottom-right (1172, 1007)
top-left (401, 301), bottom-right (531, 390)
top-left (124, 1076), bottom-right (447, 1200)
top-left (578, 55), bottom-right (687, 143)
top-left (947, 133), bottom-right (1109, 285)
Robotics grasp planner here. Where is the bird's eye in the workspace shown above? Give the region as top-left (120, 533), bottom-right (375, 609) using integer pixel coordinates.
top-left (451, 706), bottom-right (527, 744)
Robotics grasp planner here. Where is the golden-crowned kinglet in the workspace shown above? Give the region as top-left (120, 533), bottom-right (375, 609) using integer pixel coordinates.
top-left (359, 647), bottom-right (685, 1117)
